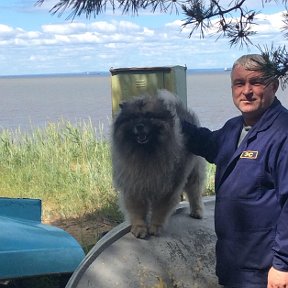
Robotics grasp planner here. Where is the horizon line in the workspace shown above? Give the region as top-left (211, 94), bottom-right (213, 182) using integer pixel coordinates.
top-left (0, 67), bottom-right (230, 78)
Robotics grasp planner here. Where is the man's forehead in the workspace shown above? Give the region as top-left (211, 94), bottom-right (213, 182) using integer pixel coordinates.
top-left (232, 65), bottom-right (263, 79)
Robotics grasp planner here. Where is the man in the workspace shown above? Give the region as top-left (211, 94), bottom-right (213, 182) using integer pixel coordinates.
top-left (182, 54), bottom-right (288, 287)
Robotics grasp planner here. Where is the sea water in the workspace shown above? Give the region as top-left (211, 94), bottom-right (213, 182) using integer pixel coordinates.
top-left (0, 71), bottom-right (287, 133)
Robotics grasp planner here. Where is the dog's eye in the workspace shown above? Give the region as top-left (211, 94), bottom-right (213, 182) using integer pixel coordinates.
top-left (121, 113), bottom-right (138, 121)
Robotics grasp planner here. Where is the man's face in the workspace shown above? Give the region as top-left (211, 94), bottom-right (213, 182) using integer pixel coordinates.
top-left (231, 64), bottom-right (279, 126)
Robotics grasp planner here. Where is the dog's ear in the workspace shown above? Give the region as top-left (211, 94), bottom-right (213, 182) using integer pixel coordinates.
top-left (119, 102), bottom-right (127, 110)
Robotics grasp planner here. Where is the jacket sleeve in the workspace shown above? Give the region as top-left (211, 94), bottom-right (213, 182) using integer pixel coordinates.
top-left (272, 136), bottom-right (288, 271)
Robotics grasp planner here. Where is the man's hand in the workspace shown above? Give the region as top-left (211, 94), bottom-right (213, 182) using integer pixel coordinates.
top-left (268, 266), bottom-right (288, 287)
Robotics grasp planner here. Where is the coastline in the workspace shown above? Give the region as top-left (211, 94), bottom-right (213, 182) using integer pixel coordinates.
top-left (0, 68), bottom-right (228, 79)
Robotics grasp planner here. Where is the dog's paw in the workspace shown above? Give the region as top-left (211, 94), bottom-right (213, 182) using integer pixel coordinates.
top-left (131, 224), bottom-right (148, 239)
top-left (148, 224), bottom-right (163, 236)
top-left (190, 209), bottom-right (203, 219)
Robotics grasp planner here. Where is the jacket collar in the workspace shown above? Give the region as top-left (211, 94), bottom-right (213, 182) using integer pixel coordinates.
top-left (248, 97), bottom-right (282, 135)
top-left (239, 97), bottom-right (282, 150)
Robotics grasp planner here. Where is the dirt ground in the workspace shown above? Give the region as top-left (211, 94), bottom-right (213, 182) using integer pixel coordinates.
top-left (44, 214), bottom-right (119, 252)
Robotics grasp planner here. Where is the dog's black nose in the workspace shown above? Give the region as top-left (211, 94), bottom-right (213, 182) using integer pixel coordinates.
top-left (135, 123), bottom-right (145, 132)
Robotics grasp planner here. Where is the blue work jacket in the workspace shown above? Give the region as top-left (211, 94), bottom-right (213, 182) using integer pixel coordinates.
top-left (184, 98), bottom-right (288, 287)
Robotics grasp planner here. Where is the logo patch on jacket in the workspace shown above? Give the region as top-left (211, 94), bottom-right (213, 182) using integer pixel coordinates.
top-left (240, 150), bottom-right (258, 159)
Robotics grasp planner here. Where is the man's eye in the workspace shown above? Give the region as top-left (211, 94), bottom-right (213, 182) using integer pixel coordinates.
top-left (250, 78), bottom-right (265, 86)
top-left (251, 81), bottom-right (264, 86)
top-left (233, 82), bottom-right (244, 87)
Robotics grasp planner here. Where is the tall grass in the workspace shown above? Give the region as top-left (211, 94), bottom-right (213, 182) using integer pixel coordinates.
top-left (205, 162), bottom-right (216, 196)
top-left (0, 119), bottom-right (122, 222)
top-left (0, 120), bottom-right (216, 223)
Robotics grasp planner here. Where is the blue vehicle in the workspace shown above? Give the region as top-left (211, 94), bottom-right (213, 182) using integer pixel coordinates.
top-left (0, 197), bottom-right (85, 283)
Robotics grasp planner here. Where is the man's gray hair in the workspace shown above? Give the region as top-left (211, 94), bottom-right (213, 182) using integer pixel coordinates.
top-left (232, 54), bottom-right (265, 71)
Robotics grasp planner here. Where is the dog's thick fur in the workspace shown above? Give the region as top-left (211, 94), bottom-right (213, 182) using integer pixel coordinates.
top-left (112, 90), bottom-right (206, 238)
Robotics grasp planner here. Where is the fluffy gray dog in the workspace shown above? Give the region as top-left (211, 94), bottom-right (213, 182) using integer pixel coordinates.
top-left (112, 90), bottom-right (206, 238)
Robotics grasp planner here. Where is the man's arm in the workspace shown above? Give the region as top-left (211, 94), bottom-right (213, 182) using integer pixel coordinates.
top-left (269, 138), bottom-right (288, 287)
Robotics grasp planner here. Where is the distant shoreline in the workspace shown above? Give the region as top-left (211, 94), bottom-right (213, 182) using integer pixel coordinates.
top-left (0, 71), bottom-right (109, 79)
top-left (0, 68), bottom-right (229, 79)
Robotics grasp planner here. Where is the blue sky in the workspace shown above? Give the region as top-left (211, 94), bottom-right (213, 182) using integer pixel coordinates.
top-left (0, 0), bottom-right (286, 75)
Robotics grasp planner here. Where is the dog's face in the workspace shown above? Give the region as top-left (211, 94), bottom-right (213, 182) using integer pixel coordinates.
top-left (113, 97), bottom-right (175, 151)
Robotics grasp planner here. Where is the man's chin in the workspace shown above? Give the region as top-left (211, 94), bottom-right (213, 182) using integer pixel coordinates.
top-left (239, 103), bottom-right (258, 113)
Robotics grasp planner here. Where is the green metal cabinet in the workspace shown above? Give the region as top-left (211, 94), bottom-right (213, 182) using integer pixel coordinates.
top-left (110, 65), bottom-right (187, 115)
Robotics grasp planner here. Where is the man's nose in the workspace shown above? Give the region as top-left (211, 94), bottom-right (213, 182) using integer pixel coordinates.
top-left (242, 83), bottom-right (253, 96)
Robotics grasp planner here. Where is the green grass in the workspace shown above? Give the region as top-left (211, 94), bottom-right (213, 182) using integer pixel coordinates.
top-left (0, 119), bottom-right (215, 223)
top-left (204, 162), bottom-right (216, 196)
top-left (0, 119), bottom-right (122, 222)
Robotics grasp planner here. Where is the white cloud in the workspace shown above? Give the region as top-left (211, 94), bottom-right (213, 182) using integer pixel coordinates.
top-left (18, 30), bottom-right (41, 39)
top-left (0, 8), bottom-right (286, 75)
top-left (0, 24), bottom-right (14, 33)
top-left (141, 27), bottom-right (155, 36)
top-left (105, 43), bottom-right (118, 49)
top-left (255, 12), bottom-right (285, 33)
top-left (90, 21), bottom-right (117, 33)
top-left (117, 20), bottom-right (140, 30)
top-left (29, 54), bottom-right (49, 62)
top-left (165, 19), bottom-right (183, 29)
top-left (42, 22), bottom-right (87, 34)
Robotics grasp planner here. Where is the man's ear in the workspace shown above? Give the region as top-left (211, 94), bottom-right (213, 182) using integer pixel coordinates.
top-left (272, 78), bottom-right (279, 93)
